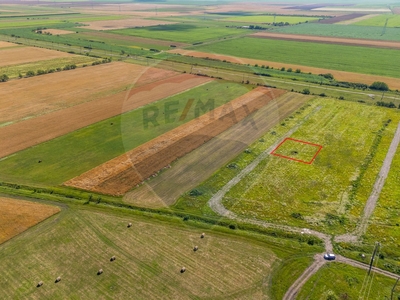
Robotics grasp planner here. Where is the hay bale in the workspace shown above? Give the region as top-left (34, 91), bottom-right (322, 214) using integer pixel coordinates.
top-left (193, 246), bottom-right (198, 252)
top-left (55, 276), bottom-right (61, 283)
top-left (201, 233), bottom-right (205, 238)
top-left (97, 269), bottom-right (103, 275)
top-left (180, 267), bottom-right (186, 273)
top-left (127, 223), bottom-right (132, 228)
top-left (37, 281), bottom-right (43, 287)
top-left (110, 256), bottom-right (116, 262)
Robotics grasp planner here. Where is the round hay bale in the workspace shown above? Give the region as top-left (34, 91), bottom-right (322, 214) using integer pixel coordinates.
top-left (127, 223), bottom-right (132, 228)
top-left (110, 256), bottom-right (116, 262)
top-left (200, 233), bottom-right (205, 238)
top-left (37, 281), bottom-right (43, 287)
top-left (180, 267), bottom-right (186, 273)
top-left (193, 246), bottom-right (198, 252)
top-left (97, 269), bottom-right (103, 275)
top-left (55, 276), bottom-right (61, 283)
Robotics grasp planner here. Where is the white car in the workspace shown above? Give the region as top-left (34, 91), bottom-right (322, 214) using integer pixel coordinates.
top-left (324, 253), bottom-right (336, 260)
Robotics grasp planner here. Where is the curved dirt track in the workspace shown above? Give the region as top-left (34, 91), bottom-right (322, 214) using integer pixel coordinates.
top-left (250, 32), bottom-right (400, 50)
top-left (169, 49), bottom-right (400, 90)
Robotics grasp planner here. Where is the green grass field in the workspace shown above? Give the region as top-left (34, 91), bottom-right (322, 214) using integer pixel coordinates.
top-left (297, 263), bottom-right (400, 299)
top-left (223, 15), bottom-right (320, 24)
top-left (269, 23), bottom-right (400, 41)
top-left (0, 81), bottom-right (250, 186)
top-left (0, 201), bottom-right (305, 299)
top-left (222, 99), bottom-right (400, 235)
top-left (191, 36), bottom-right (400, 78)
top-left (109, 23), bottom-right (249, 44)
top-left (0, 56), bottom-right (99, 79)
top-left (355, 13), bottom-right (400, 27)
top-left (364, 137), bottom-right (400, 258)
top-left (174, 98), bottom-right (400, 235)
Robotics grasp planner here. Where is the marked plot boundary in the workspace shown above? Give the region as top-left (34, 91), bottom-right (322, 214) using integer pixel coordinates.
top-left (270, 137), bottom-right (323, 164)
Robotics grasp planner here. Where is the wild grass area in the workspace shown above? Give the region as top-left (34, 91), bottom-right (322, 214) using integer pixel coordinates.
top-left (0, 81), bottom-right (249, 186)
top-left (0, 56), bottom-right (99, 79)
top-left (364, 142), bottom-right (400, 258)
top-left (0, 205), bottom-right (292, 299)
top-left (355, 13), bottom-right (400, 27)
top-left (191, 36), bottom-right (400, 78)
top-left (109, 23), bottom-right (249, 44)
top-left (269, 23), bottom-right (400, 41)
top-left (222, 15), bottom-right (321, 24)
top-left (296, 263), bottom-right (400, 299)
top-left (175, 98), bottom-right (400, 235)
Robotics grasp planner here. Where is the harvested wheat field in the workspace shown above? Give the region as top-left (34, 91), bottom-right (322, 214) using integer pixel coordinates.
top-left (82, 18), bottom-right (176, 30)
top-left (170, 49), bottom-right (400, 90)
top-left (124, 92), bottom-right (310, 208)
top-left (0, 62), bottom-right (178, 126)
top-left (0, 197), bottom-right (60, 244)
top-left (0, 41), bottom-right (17, 48)
top-left (251, 32), bottom-right (400, 49)
top-left (0, 46), bottom-right (71, 67)
top-left (80, 31), bottom-right (190, 48)
top-left (0, 74), bottom-right (212, 158)
top-left (42, 29), bottom-right (75, 35)
top-left (65, 87), bottom-right (286, 196)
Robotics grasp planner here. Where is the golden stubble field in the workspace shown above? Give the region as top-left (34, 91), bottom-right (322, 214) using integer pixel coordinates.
top-left (0, 197), bottom-right (60, 245)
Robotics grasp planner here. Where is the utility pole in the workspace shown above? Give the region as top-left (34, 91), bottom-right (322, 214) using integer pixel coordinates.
top-left (368, 242), bottom-right (380, 275)
top-left (391, 277), bottom-right (399, 300)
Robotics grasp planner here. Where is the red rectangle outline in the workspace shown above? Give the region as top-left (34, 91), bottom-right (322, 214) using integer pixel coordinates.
top-left (270, 137), bottom-right (323, 165)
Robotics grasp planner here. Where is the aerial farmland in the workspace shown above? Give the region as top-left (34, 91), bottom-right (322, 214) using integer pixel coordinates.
top-left (1, 0), bottom-right (400, 299)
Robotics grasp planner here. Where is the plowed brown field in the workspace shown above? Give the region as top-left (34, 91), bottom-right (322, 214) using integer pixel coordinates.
top-left (0, 74), bottom-right (212, 158)
top-left (169, 49), bottom-right (400, 90)
top-left (0, 41), bottom-right (17, 48)
top-left (0, 46), bottom-right (71, 67)
top-left (0, 62), bottom-right (177, 126)
top-left (0, 197), bottom-right (60, 244)
top-left (251, 32), bottom-right (400, 49)
top-left (65, 87), bottom-right (286, 196)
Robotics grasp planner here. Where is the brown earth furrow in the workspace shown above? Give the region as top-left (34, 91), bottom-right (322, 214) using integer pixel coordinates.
top-left (0, 62), bottom-right (178, 126)
top-left (250, 32), bottom-right (400, 49)
top-left (0, 74), bottom-right (211, 158)
top-left (64, 87), bottom-right (286, 196)
top-left (0, 41), bottom-right (17, 48)
top-left (317, 13), bottom-right (365, 24)
top-left (169, 49), bottom-right (400, 90)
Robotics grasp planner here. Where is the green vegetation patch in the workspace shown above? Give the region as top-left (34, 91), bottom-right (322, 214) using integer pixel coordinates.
top-left (223, 99), bottom-right (400, 235)
top-left (0, 81), bottom-right (250, 186)
top-left (109, 23), bottom-right (248, 44)
top-left (297, 263), bottom-right (400, 299)
top-left (223, 15), bottom-right (321, 24)
top-left (191, 36), bottom-right (400, 78)
top-left (355, 13), bottom-right (400, 27)
top-left (269, 23), bottom-right (400, 41)
top-left (0, 56), bottom-right (99, 79)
